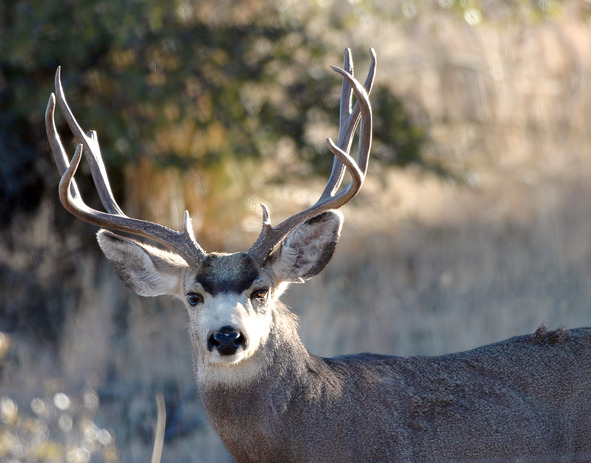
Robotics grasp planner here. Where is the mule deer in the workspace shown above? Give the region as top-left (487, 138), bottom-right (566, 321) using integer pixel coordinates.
top-left (46, 50), bottom-right (591, 463)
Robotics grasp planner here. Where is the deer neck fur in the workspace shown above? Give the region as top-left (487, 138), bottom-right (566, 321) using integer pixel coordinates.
top-left (195, 301), bottom-right (346, 461)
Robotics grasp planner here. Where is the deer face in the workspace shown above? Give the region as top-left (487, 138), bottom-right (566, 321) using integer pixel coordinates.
top-left (96, 211), bottom-right (343, 383)
top-left (184, 253), bottom-right (274, 368)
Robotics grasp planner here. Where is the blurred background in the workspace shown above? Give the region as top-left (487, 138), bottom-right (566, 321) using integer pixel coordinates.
top-left (2, 0), bottom-right (591, 461)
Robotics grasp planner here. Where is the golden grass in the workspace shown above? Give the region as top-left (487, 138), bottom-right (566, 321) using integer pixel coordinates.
top-left (5, 6), bottom-right (591, 461)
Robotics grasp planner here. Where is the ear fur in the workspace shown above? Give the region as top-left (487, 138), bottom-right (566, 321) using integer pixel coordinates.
top-left (268, 210), bottom-right (343, 283)
top-left (97, 230), bottom-right (188, 297)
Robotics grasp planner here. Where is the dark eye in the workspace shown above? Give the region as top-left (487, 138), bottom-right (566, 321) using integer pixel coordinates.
top-left (187, 292), bottom-right (204, 306)
top-left (250, 289), bottom-right (269, 302)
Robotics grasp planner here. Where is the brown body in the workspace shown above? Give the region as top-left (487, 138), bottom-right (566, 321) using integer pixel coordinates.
top-left (45, 50), bottom-right (591, 462)
top-left (203, 319), bottom-right (591, 463)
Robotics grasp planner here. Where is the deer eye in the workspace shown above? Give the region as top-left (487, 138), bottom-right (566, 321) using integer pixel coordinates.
top-left (250, 289), bottom-right (269, 302)
top-left (187, 292), bottom-right (204, 306)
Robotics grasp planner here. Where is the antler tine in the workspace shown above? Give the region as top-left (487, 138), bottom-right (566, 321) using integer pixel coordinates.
top-left (53, 67), bottom-right (123, 215)
top-left (322, 48), bottom-right (376, 199)
top-left (249, 49), bottom-right (375, 265)
top-left (46, 68), bottom-right (206, 268)
top-left (46, 92), bottom-right (83, 203)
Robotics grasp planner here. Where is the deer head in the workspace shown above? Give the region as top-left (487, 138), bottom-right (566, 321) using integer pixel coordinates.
top-left (45, 49), bottom-right (375, 385)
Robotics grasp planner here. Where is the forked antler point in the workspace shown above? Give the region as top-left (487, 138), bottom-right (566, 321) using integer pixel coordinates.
top-left (248, 49), bottom-right (375, 265)
top-left (47, 67), bottom-right (206, 268)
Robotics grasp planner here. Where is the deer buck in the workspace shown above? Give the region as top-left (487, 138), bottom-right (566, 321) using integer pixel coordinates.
top-left (46, 49), bottom-right (591, 463)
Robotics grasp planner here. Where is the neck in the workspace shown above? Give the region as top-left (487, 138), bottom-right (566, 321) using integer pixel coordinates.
top-left (195, 303), bottom-right (334, 460)
top-left (197, 305), bottom-right (346, 462)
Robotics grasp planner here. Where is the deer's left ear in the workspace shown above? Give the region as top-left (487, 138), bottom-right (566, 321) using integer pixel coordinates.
top-left (267, 210), bottom-right (343, 283)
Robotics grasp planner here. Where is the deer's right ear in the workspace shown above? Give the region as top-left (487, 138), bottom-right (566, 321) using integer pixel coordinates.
top-left (267, 210), bottom-right (343, 283)
top-left (97, 230), bottom-right (188, 297)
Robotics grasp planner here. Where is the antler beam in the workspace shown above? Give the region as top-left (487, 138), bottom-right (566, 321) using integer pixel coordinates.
top-left (46, 49), bottom-right (374, 269)
top-left (248, 48), bottom-right (376, 265)
top-left (45, 68), bottom-right (206, 268)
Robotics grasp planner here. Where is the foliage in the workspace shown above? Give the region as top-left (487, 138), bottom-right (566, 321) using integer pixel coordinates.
top-left (371, 86), bottom-right (426, 167)
top-left (0, 0), bottom-right (426, 209)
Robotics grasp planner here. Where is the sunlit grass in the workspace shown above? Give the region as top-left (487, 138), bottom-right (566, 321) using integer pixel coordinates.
top-left (0, 383), bottom-right (118, 463)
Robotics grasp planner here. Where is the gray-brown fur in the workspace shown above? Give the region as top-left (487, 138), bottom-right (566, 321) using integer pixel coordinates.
top-left (200, 318), bottom-right (591, 463)
top-left (96, 213), bottom-right (591, 463)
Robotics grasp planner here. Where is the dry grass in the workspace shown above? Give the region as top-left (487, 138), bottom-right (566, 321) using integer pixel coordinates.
top-left (5, 162), bottom-right (591, 462)
top-left (294, 167), bottom-right (591, 360)
top-left (4, 5), bottom-right (591, 462)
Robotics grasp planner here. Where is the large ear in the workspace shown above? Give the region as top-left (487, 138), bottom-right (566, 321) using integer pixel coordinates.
top-left (267, 210), bottom-right (343, 283)
top-left (97, 230), bottom-right (188, 297)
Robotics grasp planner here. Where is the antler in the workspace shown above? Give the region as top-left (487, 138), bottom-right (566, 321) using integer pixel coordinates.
top-left (248, 48), bottom-right (376, 265)
top-left (45, 67), bottom-right (206, 268)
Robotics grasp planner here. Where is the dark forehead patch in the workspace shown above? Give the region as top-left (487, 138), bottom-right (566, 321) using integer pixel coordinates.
top-left (195, 253), bottom-right (261, 296)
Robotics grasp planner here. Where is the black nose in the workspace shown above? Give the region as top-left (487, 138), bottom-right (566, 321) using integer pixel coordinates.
top-left (207, 326), bottom-right (246, 356)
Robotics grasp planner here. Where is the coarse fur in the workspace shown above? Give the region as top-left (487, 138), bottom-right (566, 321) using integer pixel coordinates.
top-left (49, 48), bottom-right (591, 462)
top-left (97, 211), bottom-right (591, 463)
